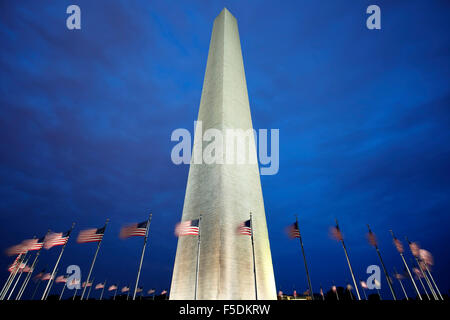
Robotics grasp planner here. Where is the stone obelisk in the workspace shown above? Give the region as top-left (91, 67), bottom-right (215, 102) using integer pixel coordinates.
top-left (170, 8), bottom-right (277, 300)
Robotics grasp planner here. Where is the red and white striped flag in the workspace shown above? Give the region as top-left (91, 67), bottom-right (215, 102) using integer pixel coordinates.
top-left (147, 289), bottom-right (155, 294)
top-left (237, 219), bottom-right (252, 236)
top-left (24, 236), bottom-right (46, 251)
top-left (286, 221), bottom-right (300, 239)
top-left (5, 243), bottom-right (28, 256)
top-left (108, 284), bottom-right (118, 291)
top-left (330, 225), bottom-right (343, 241)
top-left (44, 230), bottom-right (71, 249)
top-left (409, 242), bottom-right (420, 257)
top-left (175, 219), bottom-right (200, 236)
top-left (82, 281), bottom-right (92, 288)
top-left (55, 275), bottom-right (67, 283)
top-left (7, 255), bottom-right (22, 272)
top-left (120, 221), bottom-right (148, 238)
top-left (366, 230), bottom-right (378, 247)
top-left (161, 289), bottom-right (167, 295)
top-left (41, 273), bottom-right (52, 281)
top-left (77, 226), bottom-right (105, 243)
top-left (136, 287), bottom-right (143, 293)
top-left (121, 286), bottom-right (129, 293)
top-left (95, 283), bottom-right (105, 290)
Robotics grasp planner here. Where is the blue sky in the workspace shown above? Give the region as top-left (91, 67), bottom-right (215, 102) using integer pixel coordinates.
top-left (0, 0), bottom-right (449, 299)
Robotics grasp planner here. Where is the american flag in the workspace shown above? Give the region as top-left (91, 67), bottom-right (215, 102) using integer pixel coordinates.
top-left (108, 284), bottom-right (118, 291)
top-left (6, 243), bottom-right (28, 256)
top-left (147, 289), bottom-right (155, 294)
top-left (238, 219), bottom-right (252, 236)
top-left (69, 278), bottom-right (80, 286)
top-left (26, 236), bottom-right (46, 251)
top-left (82, 281), bottom-right (93, 288)
top-left (120, 221), bottom-right (148, 238)
top-left (360, 280), bottom-right (368, 289)
top-left (161, 289), bottom-right (167, 295)
top-left (44, 230), bottom-right (71, 249)
top-left (55, 275), bottom-right (67, 283)
top-left (41, 273), bottom-right (52, 281)
top-left (175, 219), bottom-right (200, 236)
top-left (330, 225), bottom-right (343, 241)
top-left (136, 287), bottom-right (143, 293)
top-left (393, 237), bottom-right (404, 253)
top-left (121, 286), bottom-right (129, 293)
top-left (320, 287), bottom-right (324, 298)
top-left (286, 221), bottom-right (300, 238)
top-left (367, 229), bottom-right (378, 247)
top-left (7, 255), bottom-right (22, 272)
top-left (33, 269), bottom-right (46, 281)
top-left (95, 283), bottom-right (105, 290)
top-left (77, 226), bottom-right (106, 243)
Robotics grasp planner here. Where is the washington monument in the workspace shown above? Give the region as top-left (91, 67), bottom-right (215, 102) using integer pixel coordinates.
top-left (170, 8), bottom-right (277, 300)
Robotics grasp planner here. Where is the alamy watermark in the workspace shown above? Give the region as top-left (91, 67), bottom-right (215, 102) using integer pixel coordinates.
top-left (170, 121), bottom-right (279, 175)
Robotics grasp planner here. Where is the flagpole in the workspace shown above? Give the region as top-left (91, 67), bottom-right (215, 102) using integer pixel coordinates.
top-left (359, 279), bottom-right (367, 300)
top-left (0, 252), bottom-right (27, 300)
top-left (86, 277), bottom-right (94, 300)
top-left (394, 268), bottom-right (408, 300)
top-left (81, 219), bottom-right (109, 300)
top-left (336, 219), bottom-right (361, 300)
top-left (411, 258), bottom-right (430, 300)
top-left (1, 252), bottom-right (27, 299)
top-left (59, 282), bottom-right (66, 300)
top-left (409, 254), bottom-right (436, 300)
top-left (194, 214), bottom-right (202, 300)
top-left (113, 287), bottom-right (118, 300)
top-left (7, 256), bottom-right (30, 300)
top-left (133, 213), bottom-right (152, 300)
top-left (100, 280), bottom-right (106, 300)
top-left (405, 238), bottom-right (437, 300)
top-left (250, 212), bottom-right (258, 300)
top-left (44, 267), bottom-right (58, 300)
top-left (73, 287), bottom-right (78, 300)
top-left (367, 225), bottom-right (396, 300)
top-left (41, 222), bottom-right (75, 300)
top-left (127, 284), bottom-right (130, 300)
top-left (31, 277), bottom-right (42, 300)
top-left (295, 216), bottom-right (314, 300)
top-left (17, 251), bottom-right (41, 300)
top-left (389, 230), bottom-right (422, 300)
top-left (423, 263), bottom-right (443, 300)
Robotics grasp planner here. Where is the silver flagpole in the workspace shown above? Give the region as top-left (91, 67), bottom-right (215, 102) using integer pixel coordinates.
top-left (42, 222), bottom-right (75, 300)
top-left (250, 212), bottom-right (258, 300)
top-left (73, 287), bottom-right (78, 300)
top-left (411, 259), bottom-right (430, 300)
top-left (359, 279), bottom-right (367, 300)
top-left (389, 230), bottom-right (422, 300)
top-left (367, 225), bottom-right (396, 300)
top-left (336, 220), bottom-right (361, 300)
top-left (133, 213), bottom-right (152, 300)
top-left (406, 238), bottom-right (437, 300)
top-left (44, 267), bottom-right (58, 300)
top-left (81, 219), bottom-right (109, 300)
top-left (59, 282), bottom-right (66, 300)
top-left (99, 280), bottom-right (106, 300)
top-left (17, 231), bottom-right (49, 300)
top-left (420, 265), bottom-right (437, 300)
top-left (295, 216), bottom-right (313, 300)
top-left (113, 287), bottom-right (118, 300)
top-left (393, 268), bottom-right (409, 300)
top-left (7, 256), bottom-right (29, 300)
top-left (127, 284), bottom-right (130, 300)
top-left (424, 263), bottom-right (443, 300)
top-left (1, 252), bottom-right (27, 300)
top-left (194, 215), bottom-right (202, 300)
top-left (86, 278), bottom-right (94, 300)
top-left (17, 252), bottom-right (40, 300)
